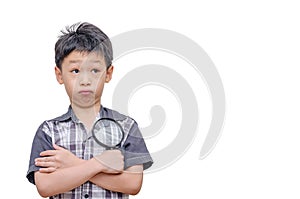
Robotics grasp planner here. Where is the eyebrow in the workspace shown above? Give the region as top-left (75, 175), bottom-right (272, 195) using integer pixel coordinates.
top-left (69, 60), bottom-right (81, 64)
top-left (68, 60), bottom-right (103, 64)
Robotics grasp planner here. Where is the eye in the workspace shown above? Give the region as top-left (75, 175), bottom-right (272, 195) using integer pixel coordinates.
top-left (91, 68), bottom-right (100, 73)
top-left (71, 69), bottom-right (80, 74)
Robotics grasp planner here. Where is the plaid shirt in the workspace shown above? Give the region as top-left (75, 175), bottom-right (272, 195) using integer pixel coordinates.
top-left (27, 106), bottom-right (153, 199)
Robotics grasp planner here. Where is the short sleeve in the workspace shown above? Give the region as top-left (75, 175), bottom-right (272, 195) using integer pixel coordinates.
top-left (123, 122), bottom-right (153, 170)
top-left (26, 122), bottom-right (54, 184)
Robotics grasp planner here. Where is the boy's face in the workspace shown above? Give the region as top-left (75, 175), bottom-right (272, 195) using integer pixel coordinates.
top-left (55, 50), bottom-right (113, 109)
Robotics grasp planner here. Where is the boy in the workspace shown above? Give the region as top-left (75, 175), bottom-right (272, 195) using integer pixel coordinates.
top-left (26, 22), bottom-right (153, 199)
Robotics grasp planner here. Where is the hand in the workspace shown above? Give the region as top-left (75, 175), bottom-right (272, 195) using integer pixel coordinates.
top-left (35, 144), bottom-right (84, 173)
top-left (93, 150), bottom-right (124, 174)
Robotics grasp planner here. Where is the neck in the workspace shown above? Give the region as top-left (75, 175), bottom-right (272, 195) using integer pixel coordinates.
top-left (71, 104), bottom-right (101, 131)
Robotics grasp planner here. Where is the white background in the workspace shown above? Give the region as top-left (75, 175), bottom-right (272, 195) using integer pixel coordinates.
top-left (1, 0), bottom-right (300, 198)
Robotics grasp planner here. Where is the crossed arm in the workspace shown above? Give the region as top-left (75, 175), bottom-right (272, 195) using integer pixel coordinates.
top-left (34, 144), bottom-right (143, 198)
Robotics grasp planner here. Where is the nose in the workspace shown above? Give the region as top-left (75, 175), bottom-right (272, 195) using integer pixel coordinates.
top-left (79, 72), bottom-right (91, 86)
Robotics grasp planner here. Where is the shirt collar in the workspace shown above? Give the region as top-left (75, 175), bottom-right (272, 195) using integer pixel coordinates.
top-left (53, 105), bottom-right (127, 122)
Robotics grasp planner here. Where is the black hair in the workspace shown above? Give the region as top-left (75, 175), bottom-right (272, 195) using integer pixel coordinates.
top-left (55, 22), bottom-right (113, 69)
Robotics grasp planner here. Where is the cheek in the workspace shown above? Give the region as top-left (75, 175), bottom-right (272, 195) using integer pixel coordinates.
top-left (64, 84), bottom-right (74, 98)
top-left (95, 81), bottom-right (104, 91)
top-left (94, 79), bottom-right (106, 94)
top-left (94, 75), bottom-right (106, 86)
top-left (63, 78), bottom-right (77, 93)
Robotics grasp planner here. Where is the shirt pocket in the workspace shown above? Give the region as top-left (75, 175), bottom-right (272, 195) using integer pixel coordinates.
top-left (52, 123), bottom-right (87, 158)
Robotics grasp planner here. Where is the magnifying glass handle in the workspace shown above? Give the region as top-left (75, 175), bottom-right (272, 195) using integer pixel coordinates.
top-left (116, 142), bottom-right (130, 155)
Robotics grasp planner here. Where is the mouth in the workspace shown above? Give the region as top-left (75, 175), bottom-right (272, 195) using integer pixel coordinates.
top-left (79, 90), bottom-right (93, 95)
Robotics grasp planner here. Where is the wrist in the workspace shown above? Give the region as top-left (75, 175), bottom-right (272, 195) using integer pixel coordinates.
top-left (77, 158), bottom-right (86, 165)
top-left (90, 157), bottom-right (105, 173)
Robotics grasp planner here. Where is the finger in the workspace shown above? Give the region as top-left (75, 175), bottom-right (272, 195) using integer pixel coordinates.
top-left (35, 159), bottom-right (56, 168)
top-left (104, 149), bottom-right (123, 157)
top-left (40, 150), bottom-right (57, 157)
top-left (34, 159), bottom-right (55, 167)
top-left (35, 161), bottom-right (53, 167)
top-left (35, 156), bottom-right (54, 162)
top-left (39, 167), bottom-right (56, 173)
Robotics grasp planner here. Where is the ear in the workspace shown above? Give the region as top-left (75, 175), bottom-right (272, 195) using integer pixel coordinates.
top-left (105, 65), bottom-right (114, 83)
top-left (55, 66), bottom-right (64, 84)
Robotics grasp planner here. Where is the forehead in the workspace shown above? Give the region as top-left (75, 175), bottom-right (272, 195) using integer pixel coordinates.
top-left (62, 51), bottom-right (105, 66)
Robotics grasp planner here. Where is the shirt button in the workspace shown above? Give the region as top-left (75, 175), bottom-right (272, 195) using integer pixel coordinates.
top-left (84, 194), bottom-right (89, 198)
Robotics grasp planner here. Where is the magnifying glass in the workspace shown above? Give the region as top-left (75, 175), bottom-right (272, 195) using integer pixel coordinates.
top-left (92, 118), bottom-right (125, 149)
